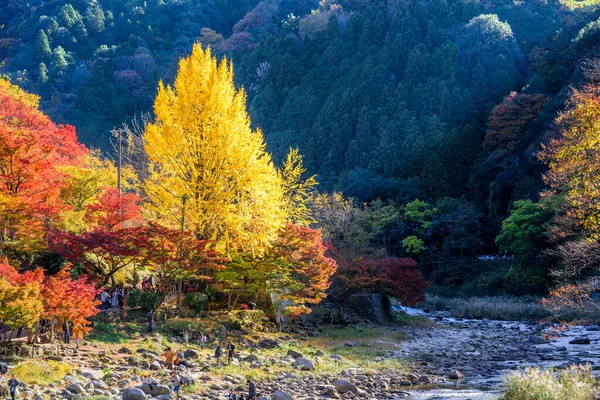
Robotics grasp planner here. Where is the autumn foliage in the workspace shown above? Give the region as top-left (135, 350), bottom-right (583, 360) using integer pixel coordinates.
top-left (0, 258), bottom-right (99, 343)
top-left (333, 256), bottom-right (429, 306)
top-left (0, 79), bottom-right (86, 252)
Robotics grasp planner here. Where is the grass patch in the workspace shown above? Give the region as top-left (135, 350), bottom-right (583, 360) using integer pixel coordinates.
top-left (12, 360), bottom-right (72, 385)
top-left (504, 365), bottom-right (598, 400)
top-left (89, 322), bottom-right (128, 343)
top-left (421, 295), bottom-right (549, 321)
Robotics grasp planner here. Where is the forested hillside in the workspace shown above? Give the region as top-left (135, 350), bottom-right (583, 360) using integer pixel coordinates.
top-left (3, 0), bottom-right (600, 297)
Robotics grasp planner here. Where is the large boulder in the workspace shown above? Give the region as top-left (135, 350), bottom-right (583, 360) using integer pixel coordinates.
top-left (136, 384), bottom-right (171, 396)
top-left (123, 387), bottom-right (147, 400)
top-left (569, 336), bottom-right (591, 345)
top-left (184, 349), bottom-right (199, 359)
top-left (65, 384), bottom-right (84, 394)
top-left (586, 325), bottom-right (600, 331)
top-left (334, 379), bottom-right (358, 394)
top-left (294, 357), bottom-right (315, 371)
top-left (448, 370), bottom-right (464, 380)
top-left (272, 390), bottom-right (294, 400)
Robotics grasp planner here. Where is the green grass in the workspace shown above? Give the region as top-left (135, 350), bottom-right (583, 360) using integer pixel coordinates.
top-left (421, 295), bottom-right (549, 321)
top-left (504, 365), bottom-right (598, 400)
top-left (89, 322), bottom-right (128, 343)
top-left (12, 360), bottom-right (73, 385)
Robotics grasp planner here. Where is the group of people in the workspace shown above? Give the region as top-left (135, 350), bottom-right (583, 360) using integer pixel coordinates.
top-left (143, 370), bottom-right (182, 400)
top-left (226, 380), bottom-right (257, 400)
top-left (214, 340), bottom-right (236, 366)
top-left (99, 288), bottom-right (128, 310)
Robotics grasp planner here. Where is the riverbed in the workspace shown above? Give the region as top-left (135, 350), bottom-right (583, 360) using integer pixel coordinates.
top-left (392, 311), bottom-right (600, 398)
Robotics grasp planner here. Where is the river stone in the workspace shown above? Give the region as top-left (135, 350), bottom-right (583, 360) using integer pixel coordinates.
top-left (123, 387), bottom-right (147, 400)
top-left (586, 325), bottom-right (600, 331)
top-left (259, 339), bottom-right (280, 349)
top-left (150, 361), bottom-right (162, 370)
top-left (294, 357), bottom-right (315, 370)
top-left (529, 336), bottom-right (546, 344)
top-left (287, 349), bottom-right (303, 359)
top-left (448, 370), bottom-right (464, 380)
top-left (137, 384), bottom-right (171, 396)
top-left (66, 384), bottom-right (84, 394)
top-left (272, 390), bottom-right (294, 400)
top-left (569, 336), bottom-right (591, 345)
top-left (334, 379), bottom-right (358, 394)
top-left (184, 349), bottom-right (199, 359)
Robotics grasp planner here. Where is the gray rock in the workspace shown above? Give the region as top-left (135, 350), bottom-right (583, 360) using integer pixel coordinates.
top-left (586, 325), bottom-right (600, 331)
top-left (65, 384), bottom-right (84, 394)
top-left (287, 349), bottom-right (303, 359)
top-left (569, 336), bottom-right (591, 345)
top-left (272, 390), bottom-right (294, 400)
top-left (123, 387), bottom-right (147, 400)
top-left (150, 361), bottom-right (162, 370)
top-left (529, 336), bottom-right (546, 344)
top-left (334, 379), bottom-right (358, 394)
top-left (136, 384), bottom-right (171, 396)
top-left (448, 370), bottom-right (464, 380)
top-left (330, 354), bottom-right (342, 361)
top-left (294, 357), bottom-right (315, 371)
top-left (184, 349), bottom-right (199, 359)
top-left (344, 341), bottom-right (354, 347)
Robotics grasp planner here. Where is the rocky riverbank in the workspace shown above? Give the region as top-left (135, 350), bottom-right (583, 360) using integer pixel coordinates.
top-left (3, 311), bottom-right (600, 400)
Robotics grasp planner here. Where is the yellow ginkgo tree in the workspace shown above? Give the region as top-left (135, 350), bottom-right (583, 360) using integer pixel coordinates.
top-left (143, 44), bottom-right (285, 255)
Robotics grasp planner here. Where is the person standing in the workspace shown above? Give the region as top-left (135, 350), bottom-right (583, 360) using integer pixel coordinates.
top-left (8, 375), bottom-right (18, 400)
top-left (214, 343), bottom-right (223, 366)
top-left (247, 379), bottom-right (256, 400)
top-left (227, 340), bottom-right (235, 364)
top-left (170, 370), bottom-right (181, 400)
top-left (147, 309), bottom-right (154, 333)
top-left (162, 347), bottom-right (176, 370)
top-left (100, 289), bottom-right (110, 309)
top-left (63, 320), bottom-right (71, 344)
top-left (198, 332), bottom-right (206, 349)
top-left (111, 289), bottom-right (119, 308)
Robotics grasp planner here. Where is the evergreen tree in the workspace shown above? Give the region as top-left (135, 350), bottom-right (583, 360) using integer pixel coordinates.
top-left (35, 30), bottom-right (52, 61)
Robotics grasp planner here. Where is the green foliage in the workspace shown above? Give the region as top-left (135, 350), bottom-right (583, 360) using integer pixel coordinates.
top-left (496, 200), bottom-right (554, 257)
top-left (402, 236), bottom-right (426, 254)
top-left (128, 290), bottom-right (163, 311)
top-left (162, 318), bottom-right (202, 336)
top-left (182, 292), bottom-right (209, 312)
top-left (504, 365), bottom-right (598, 400)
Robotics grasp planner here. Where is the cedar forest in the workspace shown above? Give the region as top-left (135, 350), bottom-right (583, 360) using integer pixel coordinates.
top-left (3, 0), bottom-right (600, 325)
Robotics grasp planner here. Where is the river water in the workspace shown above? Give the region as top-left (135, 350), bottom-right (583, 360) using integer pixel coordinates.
top-left (387, 310), bottom-right (600, 399)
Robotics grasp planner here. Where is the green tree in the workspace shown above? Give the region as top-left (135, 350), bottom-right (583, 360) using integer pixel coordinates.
top-left (35, 30), bottom-right (51, 61)
top-left (496, 200), bottom-right (553, 257)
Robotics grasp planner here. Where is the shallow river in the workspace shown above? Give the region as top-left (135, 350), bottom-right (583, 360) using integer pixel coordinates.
top-left (388, 311), bottom-right (600, 399)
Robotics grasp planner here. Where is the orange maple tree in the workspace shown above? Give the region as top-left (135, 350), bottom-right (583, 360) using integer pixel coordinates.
top-left (0, 258), bottom-right (99, 343)
top-left (0, 79), bottom-right (86, 253)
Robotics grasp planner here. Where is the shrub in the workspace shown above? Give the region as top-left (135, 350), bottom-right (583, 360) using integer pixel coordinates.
top-left (162, 318), bottom-right (202, 335)
top-left (182, 292), bottom-right (208, 312)
top-left (504, 365), bottom-right (598, 400)
top-left (128, 290), bottom-right (163, 311)
top-left (12, 360), bottom-right (72, 385)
